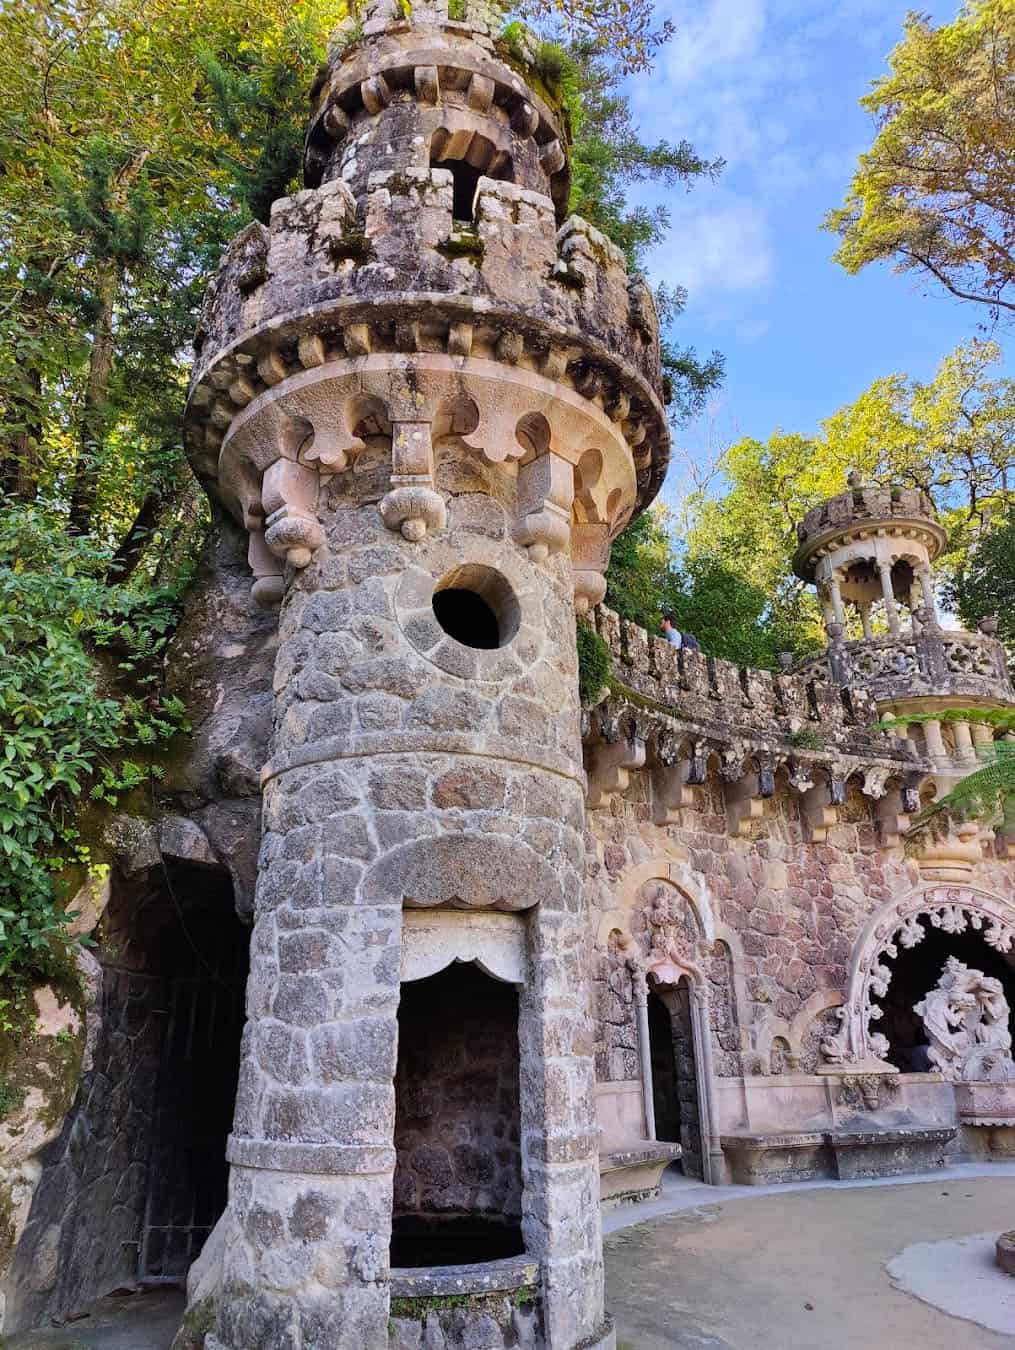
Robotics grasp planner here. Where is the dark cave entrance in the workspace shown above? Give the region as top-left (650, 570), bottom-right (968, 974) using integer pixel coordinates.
top-left (137, 867), bottom-right (249, 1281)
top-left (875, 921), bottom-right (1015, 1072)
top-left (391, 962), bottom-right (524, 1267)
top-left (8, 860), bottom-right (249, 1331)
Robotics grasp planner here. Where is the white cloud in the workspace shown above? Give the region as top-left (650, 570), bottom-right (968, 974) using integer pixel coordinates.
top-left (650, 197), bottom-right (775, 298)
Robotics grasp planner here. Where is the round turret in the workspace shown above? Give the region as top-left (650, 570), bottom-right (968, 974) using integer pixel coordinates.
top-left (793, 476), bottom-right (1014, 786)
top-left (190, 5), bottom-right (628, 1348)
top-left (793, 477), bottom-right (947, 637)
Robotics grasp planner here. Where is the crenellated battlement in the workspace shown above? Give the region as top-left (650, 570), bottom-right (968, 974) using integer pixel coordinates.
top-left (188, 175), bottom-right (661, 465)
top-left (590, 606), bottom-right (910, 757)
top-left (583, 606), bottom-right (926, 838)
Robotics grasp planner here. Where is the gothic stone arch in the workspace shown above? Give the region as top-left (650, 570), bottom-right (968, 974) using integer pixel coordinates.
top-left (843, 885), bottom-right (1015, 1063)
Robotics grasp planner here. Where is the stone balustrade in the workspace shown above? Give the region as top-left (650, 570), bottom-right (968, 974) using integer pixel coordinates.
top-left (796, 627), bottom-right (1014, 705)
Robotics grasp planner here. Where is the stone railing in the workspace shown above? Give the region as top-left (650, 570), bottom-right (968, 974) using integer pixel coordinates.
top-left (585, 608), bottom-right (924, 831)
top-left (797, 627), bottom-right (1014, 705)
top-left (591, 607), bottom-right (906, 757)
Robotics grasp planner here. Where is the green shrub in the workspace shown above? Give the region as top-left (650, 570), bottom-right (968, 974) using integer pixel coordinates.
top-left (577, 622), bottom-right (611, 705)
top-left (0, 503), bottom-right (188, 983)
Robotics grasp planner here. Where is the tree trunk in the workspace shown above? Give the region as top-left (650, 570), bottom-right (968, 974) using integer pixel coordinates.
top-left (67, 259), bottom-right (121, 534)
top-left (105, 484), bottom-right (168, 584)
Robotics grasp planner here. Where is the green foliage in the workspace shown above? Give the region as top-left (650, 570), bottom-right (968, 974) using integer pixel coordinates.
top-left (787, 729), bottom-right (825, 751)
top-left (501, 34), bottom-right (724, 422)
top-left (0, 504), bottom-right (187, 982)
top-left (604, 509), bottom-right (820, 667)
top-left (577, 622), bottom-right (611, 705)
top-left (943, 511), bottom-right (1015, 659)
top-left (825, 0), bottom-right (1015, 316)
top-left (604, 509), bottom-right (674, 631)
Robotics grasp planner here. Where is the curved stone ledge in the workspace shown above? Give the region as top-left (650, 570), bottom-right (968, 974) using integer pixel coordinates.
top-left (390, 1253), bottom-right (539, 1298)
top-left (226, 1134), bottom-right (396, 1174)
top-left (260, 730), bottom-right (585, 790)
top-left (189, 291), bottom-right (668, 518)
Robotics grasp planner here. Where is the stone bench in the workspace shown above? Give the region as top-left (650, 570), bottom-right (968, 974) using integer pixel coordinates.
top-left (721, 1126), bottom-right (957, 1185)
top-left (599, 1140), bottom-right (681, 1204)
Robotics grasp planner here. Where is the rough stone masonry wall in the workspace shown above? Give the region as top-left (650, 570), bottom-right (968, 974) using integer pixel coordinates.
top-left (7, 965), bottom-right (163, 1331)
top-left (587, 769), bottom-right (1015, 1086)
top-left (212, 453), bottom-right (606, 1350)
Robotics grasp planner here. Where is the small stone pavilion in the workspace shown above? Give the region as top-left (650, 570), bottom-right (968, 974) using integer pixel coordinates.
top-left (2, 3), bottom-right (1015, 1347)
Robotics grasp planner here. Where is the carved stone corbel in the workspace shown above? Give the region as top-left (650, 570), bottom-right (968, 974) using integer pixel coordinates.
top-left (725, 758), bottom-right (773, 838)
top-left (248, 529), bottom-right (285, 610)
top-left (571, 521), bottom-right (610, 613)
top-left (653, 756), bottom-right (699, 824)
top-left (512, 449), bottom-right (573, 562)
top-left (876, 784), bottom-right (912, 849)
top-left (261, 458), bottom-right (324, 568)
top-left (587, 734), bottom-right (646, 809)
top-left (379, 420), bottom-right (446, 541)
top-left (800, 778), bottom-right (839, 844)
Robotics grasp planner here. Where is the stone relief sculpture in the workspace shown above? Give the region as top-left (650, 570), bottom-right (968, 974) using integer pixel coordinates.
top-left (914, 957), bottom-right (1015, 1082)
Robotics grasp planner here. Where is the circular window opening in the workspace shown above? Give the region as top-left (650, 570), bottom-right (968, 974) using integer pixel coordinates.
top-left (432, 565), bottom-right (520, 650)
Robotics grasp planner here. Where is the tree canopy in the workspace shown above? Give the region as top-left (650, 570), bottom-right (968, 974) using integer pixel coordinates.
top-left (604, 338), bottom-right (1015, 662)
top-left (825, 0), bottom-right (1015, 316)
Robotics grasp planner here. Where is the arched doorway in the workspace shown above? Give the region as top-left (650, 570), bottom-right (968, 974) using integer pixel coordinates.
top-left (646, 981), bottom-right (703, 1179)
top-left (875, 923), bottom-right (1015, 1072)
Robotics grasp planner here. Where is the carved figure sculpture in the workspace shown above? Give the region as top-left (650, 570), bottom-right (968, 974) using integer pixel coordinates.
top-left (914, 957), bottom-right (1015, 1082)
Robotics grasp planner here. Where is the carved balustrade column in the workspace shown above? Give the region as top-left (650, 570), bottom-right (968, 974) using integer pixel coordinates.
top-left (952, 719), bottom-right (976, 763)
top-left (827, 574), bottom-right (846, 628)
top-left (877, 559), bottom-right (901, 637)
top-left (916, 561), bottom-right (938, 624)
top-left (972, 722), bottom-right (995, 754)
top-left (922, 717), bottom-right (949, 764)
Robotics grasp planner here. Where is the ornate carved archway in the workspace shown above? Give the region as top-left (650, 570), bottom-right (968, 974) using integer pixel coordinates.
top-left (840, 885), bottom-right (1015, 1063)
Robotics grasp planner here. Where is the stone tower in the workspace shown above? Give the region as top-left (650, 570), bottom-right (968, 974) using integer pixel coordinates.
top-left (183, 0), bottom-right (668, 1345)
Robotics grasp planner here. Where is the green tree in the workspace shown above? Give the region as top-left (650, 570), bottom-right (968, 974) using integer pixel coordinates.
top-left (825, 0), bottom-right (1015, 316)
top-left (943, 511), bottom-right (1015, 656)
top-left (683, 340), bottom-right (1015, 649)
top-left (531, 36), bottom-right (725, 418)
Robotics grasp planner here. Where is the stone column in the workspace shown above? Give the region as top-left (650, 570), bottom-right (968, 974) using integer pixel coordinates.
top-left (631, 966), bottom-right (655, 1140)
top-left (859, 602), bottom-right (873, 640)
top-left (828, 575), bottom-right (846, 628)
top-left (877, 559), bottom-right (901, 637)
top-left (922, 717), bottom-right (949, 764)
top-left (952, 719), bottom-right (976, 763)
top-left (916, 561), bottom-right (938, 624)
top-left (972, 722), bottom-right (995, 753)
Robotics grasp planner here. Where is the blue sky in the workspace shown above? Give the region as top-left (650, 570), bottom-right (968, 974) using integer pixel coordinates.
top-left (623, 0), bottom-right (1006, 499)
